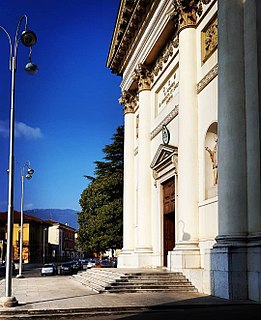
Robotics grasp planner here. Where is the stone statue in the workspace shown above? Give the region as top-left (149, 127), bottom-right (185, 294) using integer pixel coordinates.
top-left (205, 138), bottom-right (218, 186)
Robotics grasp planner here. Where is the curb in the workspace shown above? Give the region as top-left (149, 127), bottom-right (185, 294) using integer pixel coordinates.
top-left (0, 302), bottom-right (260, 318)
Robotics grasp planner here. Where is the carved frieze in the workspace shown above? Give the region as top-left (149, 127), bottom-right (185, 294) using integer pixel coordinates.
top-left (171, 0), bottom-right (212, 30)
top-left (132, 63), bottom-right (154, 92)
top-left (201, 16), bottom-right (218, 63)
top-left (151, 36), bottom-right (179, 77)
top-left (119, 90), bottom-right (137, 114)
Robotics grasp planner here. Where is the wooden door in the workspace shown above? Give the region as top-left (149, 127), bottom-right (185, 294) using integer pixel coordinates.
top-left (163, 178), bottom-right (175, 267)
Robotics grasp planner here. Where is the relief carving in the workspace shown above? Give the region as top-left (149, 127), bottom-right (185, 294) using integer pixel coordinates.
top-left (202, 16), bottom-right (218, 63)
top-left (132, 63), bottom-right (153, 92)
top-left (152, 36), bottom-right (179, 77)
top-left (119, 90), bottom-right (137, 114)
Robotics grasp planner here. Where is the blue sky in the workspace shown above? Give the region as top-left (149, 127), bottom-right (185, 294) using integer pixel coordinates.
top-left (0, 0), bottom-right (122, 212)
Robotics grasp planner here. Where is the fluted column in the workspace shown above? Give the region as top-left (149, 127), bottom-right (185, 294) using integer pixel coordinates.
top-left (118, 91), bottom-right (136, 265)
top-left (133, 64), bottom-right (153, 257)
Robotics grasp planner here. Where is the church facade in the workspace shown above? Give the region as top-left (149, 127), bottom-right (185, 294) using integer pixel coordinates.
top-left (107, 0), bottom-right (261, 302)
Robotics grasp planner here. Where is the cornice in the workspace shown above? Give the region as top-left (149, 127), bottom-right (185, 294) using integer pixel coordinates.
top-left (107, 0), bottom-right (155, 75)
top-left (197, 64), bottom-right (218, 94)
top-left (150, 105), bottom-right (179, 140)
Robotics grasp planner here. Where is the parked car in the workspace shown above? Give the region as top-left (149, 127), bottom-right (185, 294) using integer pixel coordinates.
top-left (95, 259), bottom-right (114, 268)
top-left (41, 263), bottom-right (57, 276)
top-left (86, 259), bottom-right (96, 269)
top-left (74, 260), bottom-right (83, 271)
top-left (60, 262), bottom-right (74, 275)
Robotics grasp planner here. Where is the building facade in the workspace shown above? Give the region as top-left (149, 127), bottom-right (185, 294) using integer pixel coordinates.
top-left (47, 221), bottom-right (78, 262)
top-left (107, 0), bottom-right (261, 301)
top-left (0, 211), bottom-right (50, 264)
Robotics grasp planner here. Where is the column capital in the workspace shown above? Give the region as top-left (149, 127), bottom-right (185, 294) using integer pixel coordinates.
top-left (119, 90), bottom-right (137, 114)
top-left (132, 63), bottom-right (153, 92)
top-left (171, 0), bottom-right (211, 31)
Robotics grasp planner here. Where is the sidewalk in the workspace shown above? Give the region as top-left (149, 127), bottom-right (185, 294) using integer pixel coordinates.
top-left (0, 273), bottom-right (260, 318)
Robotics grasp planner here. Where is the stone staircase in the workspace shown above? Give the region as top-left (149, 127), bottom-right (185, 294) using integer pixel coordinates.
top-left (73, 268), bottom-right (197, 293)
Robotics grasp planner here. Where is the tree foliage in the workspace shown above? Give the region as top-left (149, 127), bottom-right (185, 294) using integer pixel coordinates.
top-left (78, 126), bottom-right (124, 255)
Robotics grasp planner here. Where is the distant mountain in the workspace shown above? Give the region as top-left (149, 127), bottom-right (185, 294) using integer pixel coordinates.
top-left (24, 209), bottom-right (79, 229)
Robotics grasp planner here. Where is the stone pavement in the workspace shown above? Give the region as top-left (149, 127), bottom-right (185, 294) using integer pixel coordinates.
top-left (0, 272), bottom-right (260, 319)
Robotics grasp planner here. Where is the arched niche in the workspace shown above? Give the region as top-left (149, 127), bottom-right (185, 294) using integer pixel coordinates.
top-left (205, 122), bottom-right (218, 199)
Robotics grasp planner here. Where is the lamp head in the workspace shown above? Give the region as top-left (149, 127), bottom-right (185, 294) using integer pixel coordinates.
top-left (25, 61), bottom-right (38, 75)
top-left (27, 168), bottom-right (35, 175)
top-left (21, 30), bottom-right (37, 47)
top-left (25, 174), bottom-right (32, 180)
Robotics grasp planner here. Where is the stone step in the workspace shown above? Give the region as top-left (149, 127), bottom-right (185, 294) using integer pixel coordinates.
top-left (73, 269), bottom-right (197, 294)
top-left (111, 280), bottom-right (191, 286)
top-left (105, 287), bottom-right (198, 293)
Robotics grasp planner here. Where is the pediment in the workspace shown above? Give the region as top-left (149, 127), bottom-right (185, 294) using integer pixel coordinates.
top-left (150, 144), bottom-right (178, 178)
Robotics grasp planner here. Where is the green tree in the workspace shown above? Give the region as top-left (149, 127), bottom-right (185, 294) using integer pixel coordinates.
top-left (78, 126), bottom-right (124, 256)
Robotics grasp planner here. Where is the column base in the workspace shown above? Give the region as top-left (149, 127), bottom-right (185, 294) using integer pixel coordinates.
top-left (117, 248), bottom-right (134, 268)
top-left (210, 245), bottom-right (248, 300)
top-left (0, 296), bottom-right (18, 307)
top-left (169, 247), bottom-right (201, 270)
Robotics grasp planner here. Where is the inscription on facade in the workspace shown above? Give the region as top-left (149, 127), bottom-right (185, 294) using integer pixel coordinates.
top-left (157, 71), bottom-right (179, 111)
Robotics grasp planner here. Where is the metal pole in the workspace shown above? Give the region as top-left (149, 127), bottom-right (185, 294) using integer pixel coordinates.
top-left (17, 171), bottom-right (24, 278)
top-left (5, 56), bottom-right (16, 298)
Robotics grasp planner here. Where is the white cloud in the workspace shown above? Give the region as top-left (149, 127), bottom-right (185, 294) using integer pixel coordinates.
top-left (0, 120), bottom-right (43, 140)
top-left (0, 120), bottom-right (9, 138)
top-left (24, 203), bottom-right (34, 210)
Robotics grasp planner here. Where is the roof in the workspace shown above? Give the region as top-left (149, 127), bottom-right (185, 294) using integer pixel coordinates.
top-left (46, 219), bottom-right (76, 231)
top-left (0, 211), bottom-right (52, 226)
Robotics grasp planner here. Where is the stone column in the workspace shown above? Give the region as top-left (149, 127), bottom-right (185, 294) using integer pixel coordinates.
top-left (244, 0), bottom-right (261, 302)
top-left (216, 0), bottom-right (247, 244)
top-left (170, 0), bottom-right (203, 270)
top-left (118, 90), bottom-right (137, 267)
top-left (211, 0), bottom-right (248, 300)
top-left (133, 64), bottom-right (153, 264)
top-left (244, 0), bottom-right (261, 236)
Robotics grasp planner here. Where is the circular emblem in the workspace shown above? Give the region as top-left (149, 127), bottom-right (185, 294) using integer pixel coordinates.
top-left (162, 125), bottom-right (170, 145)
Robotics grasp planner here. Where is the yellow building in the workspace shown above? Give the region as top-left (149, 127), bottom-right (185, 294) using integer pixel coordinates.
top-left (0, 211), bottom-right (51, 263)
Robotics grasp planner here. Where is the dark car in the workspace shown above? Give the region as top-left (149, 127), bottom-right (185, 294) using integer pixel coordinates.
top-left (60, 262), bottom-right (74, 275)
top-left (99, 259), bottom-right (114, 268)
top-left (70, 261), bottom-right (80, 274)
top-left (0, 262), bottom-right (16, 277)
top-left (41, 263), bottom-right (57, 276)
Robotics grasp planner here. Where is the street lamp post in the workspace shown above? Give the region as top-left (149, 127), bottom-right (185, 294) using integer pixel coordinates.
top-left (0, 15), bottom-right (38, 307)
top-left (16, 162), bottom-right (34, 279)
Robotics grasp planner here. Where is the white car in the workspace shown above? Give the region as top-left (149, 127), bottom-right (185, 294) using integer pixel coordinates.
top-left (86, 260), bottom-right (96, 269)
top-left (41, 264), bottom-right (57, 276)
